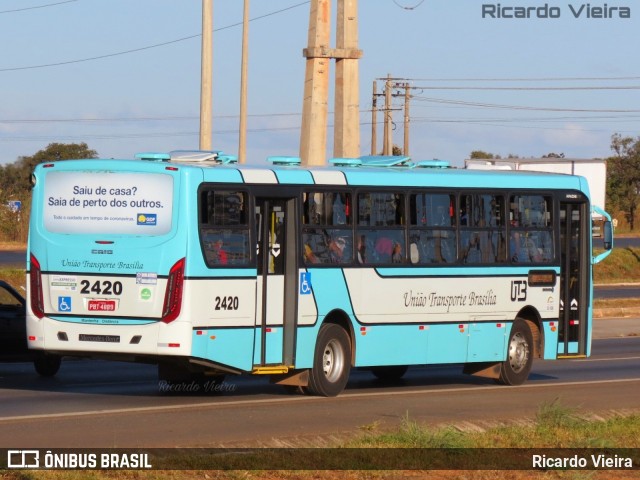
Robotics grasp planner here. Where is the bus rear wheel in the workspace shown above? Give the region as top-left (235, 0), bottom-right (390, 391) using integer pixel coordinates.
top-left (34, 353), bottom-right (62, 377)
top-left (498, 319), bottom-right (533, 386)
top-left (308, 323), bottom-right (351, 397)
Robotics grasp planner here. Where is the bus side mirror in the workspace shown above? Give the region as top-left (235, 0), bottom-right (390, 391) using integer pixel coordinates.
top-left (603, 220), bottom-right (613, 250)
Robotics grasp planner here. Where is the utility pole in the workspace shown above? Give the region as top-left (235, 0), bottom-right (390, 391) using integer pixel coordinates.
top-left (374, 77), bottom-right (409, 156)
top-left (383, 75), bottom-right (392, 155)
top-left (370, 80), bottom-right (377, 155)
top-left (199, 0), bottom-right (213, 151)
top-left (403, 82), bottom-right (410, 156)
top-left (238, 0), bottom-right (249, 163)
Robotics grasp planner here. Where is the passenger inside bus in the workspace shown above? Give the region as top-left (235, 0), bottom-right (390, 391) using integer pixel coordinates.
top-left (303, 243), bottom-right (319, 264)
top-left (391, 242), bottom-right (403, 263)
top-left (510, 231), bottom-right (542, 263)
top-left (210, 239), bottom-right (228, 264)
top-left (357, 235), bottom-right (367, 263)
top-left (328, 237), bottom-right (347, 263)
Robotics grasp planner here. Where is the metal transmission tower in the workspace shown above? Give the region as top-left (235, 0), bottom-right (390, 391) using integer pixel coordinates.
top-left (299, 0), bottom-right (363, 166)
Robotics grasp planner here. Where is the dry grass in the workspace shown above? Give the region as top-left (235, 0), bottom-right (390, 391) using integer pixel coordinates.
top-left (593, 246), bottom-right (640, 284)
top-left (594, 297), bottom-right (640, 309)
top-left (1, 269), bottom-right (26, 291)
top-left (0, 242), bottom-right (25, 251)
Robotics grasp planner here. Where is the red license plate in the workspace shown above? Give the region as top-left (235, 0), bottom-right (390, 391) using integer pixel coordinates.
top-left (88, 300), bottom-right (117, 312)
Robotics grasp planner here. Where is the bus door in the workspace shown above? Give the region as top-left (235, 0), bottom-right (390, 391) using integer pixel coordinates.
top-left (558, 199), bottom-right (590, 356)
top-left (254, 197), bottom-right (298, 367)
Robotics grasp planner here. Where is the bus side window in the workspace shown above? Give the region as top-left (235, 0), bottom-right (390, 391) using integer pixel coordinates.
top-left (303, 192), bottom-right (351, 226)
top-left (409, 193), bottom-right (457, 265)
top-left (302, 191), bottom-right (353, 265)
top-left (461, 231), bottom-right (505, 264)
top-left (458, 194), bottom-right (506, 263)
top-left (302, 229), bottom-right (352, 265)
top-left (302, 230), bottom-right (327, 264)
top-left (206, 237), bottom-right (228, 264)
top-left (509, 195), bottom-right (554, 264)
top-left (364, 230), bottom-right (404, 264)
top-left (199, 190), bottom-right (250, 267)
top-left (357, 192), bottom-right (406, 265)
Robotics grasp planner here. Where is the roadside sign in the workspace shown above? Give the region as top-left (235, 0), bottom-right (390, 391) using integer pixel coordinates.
top-left (7, 200), bottom-right (22, 212)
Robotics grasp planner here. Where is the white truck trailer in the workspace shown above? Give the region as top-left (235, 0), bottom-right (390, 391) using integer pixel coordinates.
top-left (465, 158), bottom-right (607, 228)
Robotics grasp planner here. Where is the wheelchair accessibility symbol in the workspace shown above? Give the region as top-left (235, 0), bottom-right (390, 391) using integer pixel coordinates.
top-left (299, 272), bottom-right (312, 295)
top-left (58, 296), bottom-right (72, 312)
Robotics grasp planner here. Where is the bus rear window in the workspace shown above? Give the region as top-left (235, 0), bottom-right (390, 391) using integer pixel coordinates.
top-left (42, 171), bottom-right (174, 235)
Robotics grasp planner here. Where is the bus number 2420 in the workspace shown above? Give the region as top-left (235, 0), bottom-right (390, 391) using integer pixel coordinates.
top-left (80, 280), bottom-right (123, 296)
top-left (215, 296), bottom-right (239, 311)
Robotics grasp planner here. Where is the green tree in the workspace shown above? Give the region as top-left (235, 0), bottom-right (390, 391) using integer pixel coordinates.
top-left (378, 145), bottom-right (405, 156)
top-left (0, 142), bottom-right (97, 197)
top-left (607, 134), bottom-right (640, 231)
top-left (0, 142), bottom-right (97, 242)
top-left (469, 150), bottom-right (496, 159)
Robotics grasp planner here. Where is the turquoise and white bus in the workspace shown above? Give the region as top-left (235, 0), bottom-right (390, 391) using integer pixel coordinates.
top-left (26, 151), bottom-right (613, 396)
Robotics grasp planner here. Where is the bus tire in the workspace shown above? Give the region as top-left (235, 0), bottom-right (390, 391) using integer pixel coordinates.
top-left (34, 353), bottom-right (62, 377)
top-left (308, 323), bottom-right (351, 397)
top-left (371, 365), bottom-right (408, 382)
top-left (498, 319), bottom-right (533, 386)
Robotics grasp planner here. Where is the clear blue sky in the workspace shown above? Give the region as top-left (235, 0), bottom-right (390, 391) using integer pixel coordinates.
top-left (0, 0), bottom-right (638, 167)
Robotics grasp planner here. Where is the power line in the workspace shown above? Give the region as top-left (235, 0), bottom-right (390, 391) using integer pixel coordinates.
top-left (0, 126), bottom-right (304, 142)
top-left (1, 109), bottom-right (636, 137)
top-left (392, 0), bottom-right (426, 10)
top-left (384, 75), bottom-right (640, 82)
top-left (411, 114), bottom-right (640, 122)
top-left (412, 95), bottom-right (640, 113)
top-left (3, 112), bottom-right (637, 143)
top-left (408, 118), bottom-right (638, 134)
top-left (411, 85), bottom-right (640, 91)
top-left (0, 112), bottom-right (302, 124)
top-left (0, 0), bottom-right (76, 14)
top-left (413, 112), bottom-right (640, 124)
top-left (0, 1), bottom-right (310, 72)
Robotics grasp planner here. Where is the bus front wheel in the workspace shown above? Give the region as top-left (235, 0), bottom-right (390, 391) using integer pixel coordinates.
top-left (498, 319), bottom-right (533, 386)
top-left (308, 323), bottom-right (351, 397)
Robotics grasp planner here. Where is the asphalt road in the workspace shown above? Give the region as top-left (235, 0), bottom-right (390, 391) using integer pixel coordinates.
top-left (0, 249), bottom-right (24, 269)
top-left (594, 236), bottom-right (640, 250)
top-left (0, 324), bottom-right (638, 448)
top-left (596, 284), bottom-right (640, 299)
